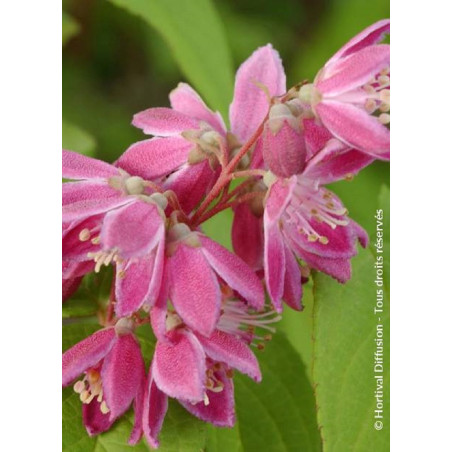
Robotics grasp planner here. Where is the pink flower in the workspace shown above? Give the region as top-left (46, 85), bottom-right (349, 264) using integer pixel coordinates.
top-left (62, 150), bottom-right (167, 316)
top-left (143, 293), bottom-right (279, 448)
top-left (298, 19), bottom-right (390, 159)
top-left (118, 44), bottom-right (286, 213)
top-left (62, 319), bottom-right (145, 443)
top-left (263, 139), bottom-right (371, 311)
top-left (163, 223), bottom-right (265, 337)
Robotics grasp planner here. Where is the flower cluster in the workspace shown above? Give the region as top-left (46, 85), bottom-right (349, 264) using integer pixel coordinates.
top-left (62, 19), bottom-right (390, 448)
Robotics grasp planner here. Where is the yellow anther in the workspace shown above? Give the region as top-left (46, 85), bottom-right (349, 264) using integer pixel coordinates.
top-left (380, 67), bottom-right (390, 76)
top-left (379, 89), bottom-right (390, 104)
top-left (364, 84), bottom-right (376, 95)
top-left (91, 236), bottom-right (100, 245)
top-left (378, 75), bottom-right (390, 86)
top-left (73, 380), bottom-right (85, 394)
top-left (379, 103), bottom-right (390, 113)
top-left (319, 236), bottom-right (329, 245)
top-left (365, 99), bottom-right (377, 113)
top-left (307, 234), bottom-right (318, 242)
top-left (264, 334), bottom-right (272, 341)
top-left (379, 113), bottom-right (390, 125)
top-left (80, 390), bottom-right (90, 403)
top-left (345, 173), bottom-right (354, 181)
top-left (100, 401), bottom-right (110, 414)
top-left (118, 269), bottom-right (126, 279)
top-left (79, 229), bottom-right (91, 242)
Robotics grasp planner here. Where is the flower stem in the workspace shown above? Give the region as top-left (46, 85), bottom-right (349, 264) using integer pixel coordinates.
top-left (190, 120), bottom-right (266, 226)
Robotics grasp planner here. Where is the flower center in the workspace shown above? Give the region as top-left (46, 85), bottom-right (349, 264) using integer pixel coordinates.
top-left (73, 369), bottom-right (110, 414)
top-left (87, 247), bottom-right (121, 273)
top-left (283, 179), bottom-right (349, 244)
top-left (363, 67), bottom-right (390, 124)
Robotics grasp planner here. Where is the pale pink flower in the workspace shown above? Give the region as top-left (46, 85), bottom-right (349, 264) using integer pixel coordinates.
top-left (62, 319), bottom-right (145, 443)
top-left (298, 19), bottom-right (390, 159)
top-left (263, 139), bottom-right (371, 311)
top-left (143, 292), bottom-right (279, 448)
top-left (62, 150), bottom-right (167, 316)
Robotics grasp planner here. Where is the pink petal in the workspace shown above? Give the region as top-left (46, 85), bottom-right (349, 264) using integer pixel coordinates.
top-left (263, 222), bottom-right (285, 312)
top-left (117, 137), bottom-right (193, 180)
top-left (101, 201), bottom-right (164, 258)
top-left (164, 161), bottom-right (216, 214)
top-left (62, 260), bottom-right (94, 280)
top-left (62, 215), bottom-right (102, 261)
top-left (62, 183), bottom-right (130, 223)
top-left (132, 107), bottom-right (199, 136)
top-left (200, 236), bottom-right (264, 311)
top-left (129, 377), bottom-right (145, 445)
top-left (304, 139), bottom-right (374, 184)
top-left (286, 235), bottom-right (352, 283)
top-left (63, 150), bottom-right (120, 180)
top-left (264, 177), bottom-right (296, 224)
top-left (167, 244), bottom-right (221, 337)
top-left (284, 218), bottom-right (358, 259)
top-left (179, 368), bottom-right (235, 427)
top-left (101, 334), bottom-right (146, 421)
top-left (282, 245), bottom-right (302, 311)
top-left (317, 45), bottom-right (390, 96)
top-left (232, 203), bottom-right (264, 270)
top-left (152, 330), bottom-right (206, 403)
top-left (326, 19), bottom-right (390, 66)
top-left (230, 45), bottom-right (286, 143)
top-left (62, 275), bottom-right (83, 302)
top-left (302, 118), bottom-right (333, 158)
top-left (196, 330), bottom-right (261, 381)
top-left (62, 328), bottom-right (115, 386)
top-left (115, 254), bottom-right (156, 318)
top-left (62, 181), bottom-right (119, 206)
top-left (262, 121), bottom-right (306, 177)
top-left (315, 100), bottom-right (390, 159)
top-left (170, 83), bottom-right (226, 134)
top-left (150, 268), bottom-right (169, 343)
top-left (142, 376), bottom-right (168, 448)
top-left (83, 398), bottom-right (115, 436)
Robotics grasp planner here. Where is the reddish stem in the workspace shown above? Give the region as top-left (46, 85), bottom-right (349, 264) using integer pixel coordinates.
top-left (190, 120), bottom-right (265, 226)
top-left (196, 191), bottom-right (264, 224)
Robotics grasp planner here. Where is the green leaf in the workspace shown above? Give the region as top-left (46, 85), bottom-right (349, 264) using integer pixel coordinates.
top-left (205, 422), bottom-right (243, 452)
top-left (62, 11), bottom-right (80, 46)
top-left (232, 333), bottom-right (321, 452)
top-left (62, 119), bottom-right (96, 156)
top-left (109, 0), bottom-right (234, 118)
top-left (277, 280), bottom-right (315, 380)
top-left (312, 248), bottom-right (389, 451)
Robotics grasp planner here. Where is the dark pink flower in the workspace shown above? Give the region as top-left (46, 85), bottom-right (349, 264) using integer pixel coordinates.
top-left (62, 319), bottom-right (145, 443)
top-left (143, 293), bottom-right (279, 448)
top-left (62, 150), bottom-right (167, 316)
top-left (263, 139), bottom-right (372, 311)
top-left (299, 19), bottom-right (390, 159)
top-left (163, 223), bottom-right (265, 337)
